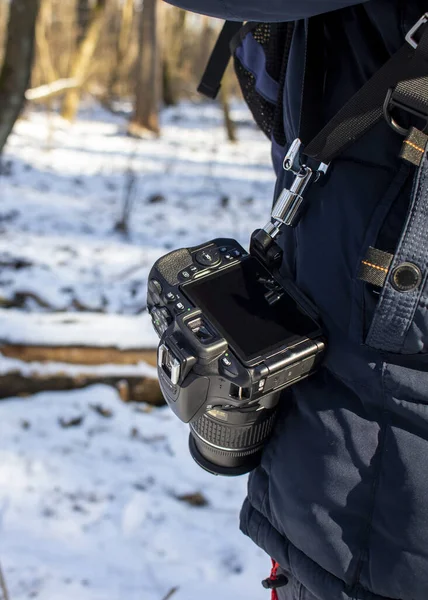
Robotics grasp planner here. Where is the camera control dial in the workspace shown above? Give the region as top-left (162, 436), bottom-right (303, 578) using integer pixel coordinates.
top-left (195, 248), bottom-right (220, 266)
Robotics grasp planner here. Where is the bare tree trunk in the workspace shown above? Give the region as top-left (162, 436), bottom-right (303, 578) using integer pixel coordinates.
top-left (171, 9), bottom-right (187, 71)
top-left (198, 16), bottom-right (215, 80)
top-left (77, 0), bottom-right (91, 44)
top-left (0, 0), bottom-right (40, 155)
top-left (107, 0), bottom-right (134, 99)
top-left (35, 0), bottom-right (57, 84)
top-left (128, 0), bottom-right (161, 137)
top-left (162, 6), bottom-right (186, 106)
top-left (52, 0), bottom-right (76, 80)
top-left (220, 67), bottom-right (237, 143)
top-left (60, 0), bottom-right (107, 122)
top-left (0, 1), bottom-right (9, 70)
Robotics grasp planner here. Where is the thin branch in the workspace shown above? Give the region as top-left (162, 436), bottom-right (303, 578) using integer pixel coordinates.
top-left (161, 587), bottom-right (178, 600)
top-left (0, 561), bottom-right (10, 600)
top-left (25, 78), bottom-right (80, 101)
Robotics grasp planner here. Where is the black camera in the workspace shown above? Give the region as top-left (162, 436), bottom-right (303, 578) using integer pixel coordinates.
top-left (147, 237), bottom-right (325, 477)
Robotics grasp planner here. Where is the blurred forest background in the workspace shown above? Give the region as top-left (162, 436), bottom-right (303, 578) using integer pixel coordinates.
top-left (0, 4), bottom-right (274, 598)
top-left (0, 0), bottom-right (273, 404)
top-left (0, 4), bottom-right (274, 599)
top-left (0, 0), bottom-right (240, 153)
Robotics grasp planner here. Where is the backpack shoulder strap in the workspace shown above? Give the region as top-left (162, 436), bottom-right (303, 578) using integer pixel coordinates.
top-left (303, 14), bottom-right (428, 164)
top-left (197, 20), bottom-right (243, 99)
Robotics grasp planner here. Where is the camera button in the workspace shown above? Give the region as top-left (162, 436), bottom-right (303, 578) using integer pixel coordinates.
top-left (165, 291), bottom-right (177, 303)
top-left (148, 279), bottom-right (163, 304)
top-left (222, 356), bottom-right (233, 367)
top-left (159, 307), bottom-right (172, 324)
top-left (149, 279), bottom-right (162, 294)
top-left (220, 354), bottom-right (239, 377)
top-left (179, 269), bottom-right (192, 281)
top-left (195, 248), bottom-right (220, 267)
top-left (174, 301), bottom-right (186, 314)
top-left (151, 308), bottom-right (167, 334)
top-left (230, 249), bottom-right (241, 257)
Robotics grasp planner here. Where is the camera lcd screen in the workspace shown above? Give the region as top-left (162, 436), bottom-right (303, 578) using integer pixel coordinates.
top-left (182, 256), bottom-right (320, 362)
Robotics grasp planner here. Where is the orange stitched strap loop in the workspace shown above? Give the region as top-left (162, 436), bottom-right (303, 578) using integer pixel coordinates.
top-left (361, 260), bottom-right (389, 273)
top-left (358, 246), bottom-right (393, 288)
top-left (404, 139), bottom-right (425, 154)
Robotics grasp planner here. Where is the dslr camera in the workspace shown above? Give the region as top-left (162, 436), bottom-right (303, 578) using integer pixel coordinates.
top-left (147, 142), bottom-right (326, 477)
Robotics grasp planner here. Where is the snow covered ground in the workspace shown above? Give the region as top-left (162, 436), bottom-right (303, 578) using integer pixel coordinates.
top-left (0, 386), bottom-right (269, 600)
top-left (0, 100), bottom-right (274, 315)
top-left (0, 100), bottom-right (276, 599)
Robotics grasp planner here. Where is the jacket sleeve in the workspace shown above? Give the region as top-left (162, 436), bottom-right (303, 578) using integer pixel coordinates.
top-left (164, 0), bottom-right (368, 22)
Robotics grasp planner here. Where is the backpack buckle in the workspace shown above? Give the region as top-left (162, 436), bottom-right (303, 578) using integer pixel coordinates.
top-left (383, 88), bottom-right (428, 136)
top-left (405, 13), bottom-right (428, 49)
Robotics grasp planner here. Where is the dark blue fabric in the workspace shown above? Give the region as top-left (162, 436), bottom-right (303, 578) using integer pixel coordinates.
top-left (165, 0), bottom-right (370, 22)
top-left (367, 151), bottom-right (428, 353)
top-left (165, 1), bottom-right (428, 599)
top-left (234, 34), bottom-right (279, 103)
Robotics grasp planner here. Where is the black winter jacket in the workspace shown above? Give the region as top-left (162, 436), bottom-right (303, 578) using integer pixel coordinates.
top-left (165, 1), bottom-right (428, 599)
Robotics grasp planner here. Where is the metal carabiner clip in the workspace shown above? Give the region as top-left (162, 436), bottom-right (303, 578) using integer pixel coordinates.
top-left (264, 139), bottom-right (328, 234)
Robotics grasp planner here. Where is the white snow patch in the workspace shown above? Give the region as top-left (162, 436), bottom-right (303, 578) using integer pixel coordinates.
top-left (0, 353), bottom-right (157, 379)
top-left (0, 309), bottom-right (158, 349)
top-left (0, 386), bottom-right (268, 600)
top-left (1, 100), bottom-right (274, 316)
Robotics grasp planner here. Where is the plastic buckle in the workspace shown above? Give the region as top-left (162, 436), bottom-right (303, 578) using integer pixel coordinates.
top-left (383, 88), bottom-right (428, 136)
top-left (405, 13), bottom-right (428, 49)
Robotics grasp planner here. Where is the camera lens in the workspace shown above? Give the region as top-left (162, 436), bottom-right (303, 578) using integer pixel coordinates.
top-left (188, 400), bottom-right (278, 476)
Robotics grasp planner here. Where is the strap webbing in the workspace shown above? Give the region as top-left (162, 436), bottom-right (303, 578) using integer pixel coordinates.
top-left (199, 15), bottom-right (428, 166)
top-left (393, 75), bottom-right (428, 118)
top-left (303, 24), bottom-right (428, 163)
top-left (197, 21), bottom-right (243, 99)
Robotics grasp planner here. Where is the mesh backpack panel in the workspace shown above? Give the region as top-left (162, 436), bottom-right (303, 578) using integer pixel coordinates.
top-left (232, 22), bottom-right (294, 146)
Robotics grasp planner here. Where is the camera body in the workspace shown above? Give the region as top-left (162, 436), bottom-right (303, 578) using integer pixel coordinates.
top-left (147, 237), bottom-right (325, 476)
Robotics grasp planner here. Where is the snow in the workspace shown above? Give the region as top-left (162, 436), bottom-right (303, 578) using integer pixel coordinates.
top-left (0, 386), bottom-right (267, 600)
top-left (0, 99), bottom-right (276, 599)
top-left (0, 353), bottom-right (158, 379)
top-left (1, 101), bottom-right (274, 315)
top-left (0, 309), bottom-right (158, 349)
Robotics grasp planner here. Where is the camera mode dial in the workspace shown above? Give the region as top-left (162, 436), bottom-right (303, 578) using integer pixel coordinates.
top-left (195, 247), bottom-right (220, 266)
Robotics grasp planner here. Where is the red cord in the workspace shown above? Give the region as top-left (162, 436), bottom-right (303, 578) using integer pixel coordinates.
top-left (270, 559), bottom-right (280, 600)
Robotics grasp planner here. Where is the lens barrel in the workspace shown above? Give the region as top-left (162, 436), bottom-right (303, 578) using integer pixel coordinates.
top-left (189, 405), bottom-right (278, 476)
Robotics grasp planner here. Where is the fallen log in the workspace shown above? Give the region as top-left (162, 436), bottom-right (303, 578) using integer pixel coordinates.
top-left (0, 311), bottom-right (162, 405)
top-left (0, 371), bottom-right (164, 405)
top-left (0, 344), bottom-right (162, 405)
top-left (0, 344), bottom-right (157, 367)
